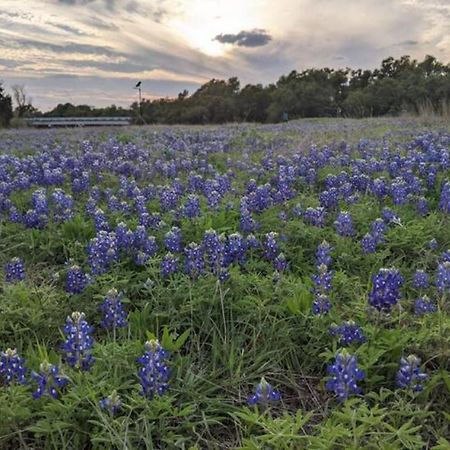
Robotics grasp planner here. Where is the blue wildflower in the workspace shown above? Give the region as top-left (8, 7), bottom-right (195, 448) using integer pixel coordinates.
top-left (316, 241), bottom-right (332, 267)
top-left (247, 377), bottom-right (281, 405)
top-left (334, 211), bottom-right (355, 237)
top-left (414, 296), bottom-right (437, 316)
top-left (396, 355), bottom-right (428, 392)
top-left (326, 350), bottom-right (364, 401)
top-left (164, 227), bottom-right (182, 253)
top-left (368, 268), bottom-right (404, 313)
top-left (100, 289), bottom-right (128, 332)
top-left (361, 233), bottom-right (377, 254)
top-left (412, 270), bottom-right (429, 290)
top-left (263, 232), bottom-right (279, 261)
top-left (436, 261), bottom-right (450, 294)
top-left (312, 294), bottom-right (332, 315)
top-left (66, 265), bottom-right (91, 294)
top-left (438, 181), bottom-right (450, 213)
top-left (137, 340), bottom-right (171, 399)
top-left (61, 312), bottom-right (95, 371)
top-left (330, 321), bottom-right (366, 347)
top-left (31, 361), bottom-right (67, 399)
top-left (99, 390), bottom-right (122, 415)
top-left (0, 348), bottom-right (27, 385)
top-left (274, 253), bottom-right (288, 272)
top-left (5, 257), bottom-right (25, 283)
top-left (160, 253), bottom-right (179, 277)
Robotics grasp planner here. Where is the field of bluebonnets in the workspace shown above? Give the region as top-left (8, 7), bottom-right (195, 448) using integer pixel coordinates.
top-left (1, 118), bottom-right (450, 449)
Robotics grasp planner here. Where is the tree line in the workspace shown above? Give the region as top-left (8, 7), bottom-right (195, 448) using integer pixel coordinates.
top-left (1, 55), bottom-right (450, 127)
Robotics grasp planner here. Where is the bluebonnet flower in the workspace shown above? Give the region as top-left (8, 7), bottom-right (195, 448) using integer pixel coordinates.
top-left (416, 196), bottom-right (429, 216)
top-left (160, 253), bottom-right (179, 277)
top-left (312, 241), bottom-right (333, 316)
top-left (51, 189), bottom-right (74, 223)
top-left (316, 241), bottom-right (332, 267)
top-left (381, 207), bottom-right (398, 224)
top-left (330, 321), bottom-right (366, 347)
top-left (428, 238), bottom-right (438, 250)
top-left (239, 207), bottom-right (258, 233)
top-left (391, 178), bottom-right (408, 205)
top-left (61, 312), bottom-right (95, 371)
top-left (115, 222), bottom-right (133, 251)
top-left (247, 377), bottom-right (281, 405)
top-left (312, 264), bottom-right (333, 293)
top-left (334, 211), bottom-right (355, 237)
top-left (438, 181), bottom-right (450, 213)
top-left (361, 233), bottom-right (377, 254)
top-left (93, 208), bottom-right (110, 232)
top-left (369, 268), bottom-right (404, 313)
top-left (87, 231), bottom-right (119, 275)
top-left (5, 257), bottom-right (25, 283)
top-left (9, 207), bottom-right (22, 223)
top-left (263, 232), bottom-right (279, 261)
top-left (184, 242), bottom-right (205, 279)
top-left (31, 188), bottom-right (49, 215)
top-left (303, 206), bottom-right (326, 227)
top-left (100, 289), bottom-right (128, 332)
top-left (224, 233), bottom-right (247, 266)
top-left (159, 187), bottom-right (179, 212)
top-left (202, 229), bottom-right (226, 277)
top-left (396, 355), bottom-right (428, 392)
top-left (412, 270), bottom-right (429, 290)
top-left (205, 189), bottom-right (221, 209)
top-left (319, 188), bottom-right (339, 209)
top-left (246, 234), bottom-right (260, 249)
top-left (326, 350), bottom-right (364, 401)
top-left (370, 219), bottom-right (387, 244)
top-left (23, 208), bottom-right (48, 229)
top-left (137, 340), bottom-right (171, 399)
top-left (312, 294), bottom-right (332, 315)
top-left (436, 261), bottom-right (450, 294)
top-left (31, 361), bottom-right (67, 399)
top-left (66, 265), bottom-right (91, 294)
top-left (292, 203), bottom-right (302, 217)
top-left (0, 348), bottom-right (27, 385)
top-left (274, 253), bottom-right (288, 272)
top-left (183, 194), bottom-right (201, 218)
top-left (72, 172), bottom-right (90, 194)
top-left (164, 227), bottom-right (182, 253)
top-left (414, 296), bottom-right (437, 316)
top-left (442, 250), bottom-right (450, 262)
top-left (371, 177), bottom-right (389, 200)
top-left (99, 390), bottom-right (122, 415)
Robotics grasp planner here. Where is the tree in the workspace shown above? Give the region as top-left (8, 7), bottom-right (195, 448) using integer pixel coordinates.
top-left (0, 82), bottom-right (13, 127)
top-left (12, 84), bottom-right (35, 118)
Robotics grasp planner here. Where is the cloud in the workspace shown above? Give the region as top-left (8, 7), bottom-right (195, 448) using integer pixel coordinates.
top-left (56, 0), bottom-right (115, 6)
top-left (4, 37), bottom-right (122, 58)
top-left (55, 0), bottom-right (169, 22)
top-left (214, 29), bottom-right (272, 47)
top-left (47, 22), bottom-right (87, 35)
top-left (398, 39), bottom-right (419, 46)
top-left (1, 0), bottom-right (449, 110)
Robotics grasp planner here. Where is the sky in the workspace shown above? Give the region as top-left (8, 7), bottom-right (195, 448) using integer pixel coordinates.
top-left (0, 0), bottom-right (449, 110)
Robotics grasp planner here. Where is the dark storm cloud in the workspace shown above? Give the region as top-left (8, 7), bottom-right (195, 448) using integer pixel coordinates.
top-left (214, 29), bottom-right (272, 47)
